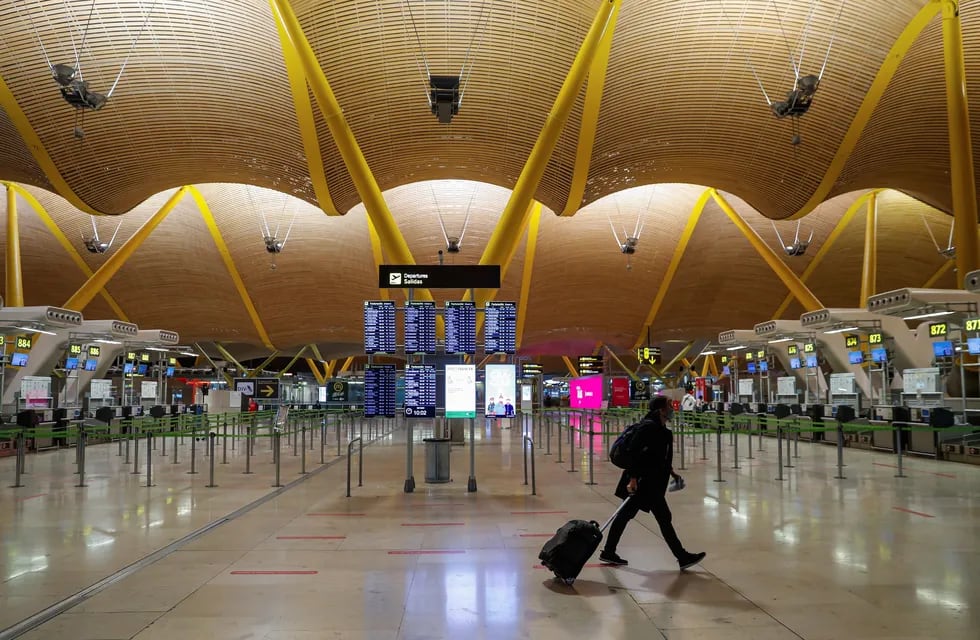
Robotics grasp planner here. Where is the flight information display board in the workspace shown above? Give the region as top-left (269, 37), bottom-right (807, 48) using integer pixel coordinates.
top-left (363, 364), bottom-right (397, 417)
top-left (484, 301), bottom-right (517, 354)
top-left (404, 301), bottom-right (437, 354)
top-left (445, 301), bottom-right (477, 354)
top-left (404, 364), bottom-right (436, 418)
top-left (363, 301), bottom-right (397, 354)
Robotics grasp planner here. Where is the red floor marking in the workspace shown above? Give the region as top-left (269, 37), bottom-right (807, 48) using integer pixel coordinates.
top-left (873, 463), bottom-right (956, 479)
top-left (230, 570), bottom-right (318, 575)
top-left (510, 511), bottom-right (568, 515)
top-left (400, 522), bottom-right (465, 527)
top-left (276, 536), bottom-right (347, 540)
top-left (519, 534), bottom-right (554, 538)
top-left (306, 513), bottom-right (366, 517)
top-left (534, 563), bottom-right (607, 569)
top-left (387, 550), bottom-right (466, 555)
top-left (892, 506), bottom-right (935, 518)
top-left (14, 494), bottom-right (47, 502)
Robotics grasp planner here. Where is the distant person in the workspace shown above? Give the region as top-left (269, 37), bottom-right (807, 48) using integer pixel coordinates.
top-left (599, 395), bottom-right (706, 571)
top-left (681, 389), bottom-right (697, 412)
top-left (248, 399), bottom-right (258, 413)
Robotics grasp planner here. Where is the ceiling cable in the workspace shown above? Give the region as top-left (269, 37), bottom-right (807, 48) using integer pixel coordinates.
top-left (107, 0), bottom-right (159, 99)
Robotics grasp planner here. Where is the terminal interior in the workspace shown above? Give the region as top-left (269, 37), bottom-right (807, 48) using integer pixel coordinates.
top-left (0, 1), bottom-right (979, 638)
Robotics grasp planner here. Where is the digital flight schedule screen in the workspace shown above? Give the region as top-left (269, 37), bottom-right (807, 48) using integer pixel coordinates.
top-left (404, 301), bottom-right (437, 355)
top-left (363, 364), bottom-right (397, 418)
top-left (404, 364), bottom-right (436, 418)
top-left (363, 301), bottom-right (397, 354)
top-left (445, 301), bottom-right (477, 354)
top-left (484, 301), bottom-right (517, 354)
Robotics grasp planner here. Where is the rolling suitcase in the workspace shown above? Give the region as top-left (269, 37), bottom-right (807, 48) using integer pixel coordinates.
top-left (538, 497), bottom-right (632, 585)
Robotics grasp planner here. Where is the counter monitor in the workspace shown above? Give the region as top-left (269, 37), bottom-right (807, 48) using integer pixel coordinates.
top-left (932, 340), bottom-right (954, 358)
top-left (969, 337), bottom-right (980, 355)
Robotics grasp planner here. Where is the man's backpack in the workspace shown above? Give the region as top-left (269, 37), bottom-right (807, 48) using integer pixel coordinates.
top-left (608, 419), bottom-right (651, 469)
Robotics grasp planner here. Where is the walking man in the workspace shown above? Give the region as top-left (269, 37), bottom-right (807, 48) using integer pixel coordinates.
top-left (599, 395), bottom-right (706, 570)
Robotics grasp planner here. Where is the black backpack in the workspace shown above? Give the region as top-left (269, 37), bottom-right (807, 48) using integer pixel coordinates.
top-left (609, 419), bottom-right (652, 469)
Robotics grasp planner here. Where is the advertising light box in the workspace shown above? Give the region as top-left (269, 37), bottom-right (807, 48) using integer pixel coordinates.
top-left (570, 375), bottom-right (603, 410)
top-left (445, 364), bottom-right (476, 418)
top-left (484, 364), bottom-right (516, 417)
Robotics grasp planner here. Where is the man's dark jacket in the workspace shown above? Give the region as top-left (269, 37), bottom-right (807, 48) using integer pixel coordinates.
top-left (614, 412), bottom-right (674, 511)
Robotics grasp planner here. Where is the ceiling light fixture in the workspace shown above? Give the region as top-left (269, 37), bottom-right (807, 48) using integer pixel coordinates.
top-left (902, 310), bottom-right (955, 321)
top-left (823, 326), bottom-right (859, 335)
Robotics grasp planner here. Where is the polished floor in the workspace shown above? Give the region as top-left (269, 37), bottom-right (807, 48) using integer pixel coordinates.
top-left (1, 415), bottom-right (977, 639)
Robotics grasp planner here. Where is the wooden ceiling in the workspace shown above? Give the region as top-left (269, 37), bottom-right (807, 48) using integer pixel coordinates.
top-left (0, 181), bottom-right (957, 357)
top-left (0, 0), bottom-right (973, 358)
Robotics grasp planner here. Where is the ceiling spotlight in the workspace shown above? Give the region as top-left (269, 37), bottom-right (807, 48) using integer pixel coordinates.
top-left (264, 236), bottom-right (283, 254)
top-left (446, 237), bottom-right (461, 254)
top-left (84, 237), bottom-right (110, 254)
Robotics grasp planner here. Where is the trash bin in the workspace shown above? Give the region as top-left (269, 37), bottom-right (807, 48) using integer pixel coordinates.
top-left (423, 437), bottom-right (451, 483)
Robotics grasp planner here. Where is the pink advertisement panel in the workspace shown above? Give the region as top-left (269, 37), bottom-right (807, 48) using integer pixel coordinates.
top-left (570, 375), bottom-right (604, 409)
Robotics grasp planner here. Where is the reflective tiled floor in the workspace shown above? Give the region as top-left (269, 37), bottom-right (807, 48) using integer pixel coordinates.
top-left (1, 417), bottom-right (978, 639)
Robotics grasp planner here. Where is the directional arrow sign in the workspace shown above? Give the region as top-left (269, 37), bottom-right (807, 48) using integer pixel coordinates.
top-left (258, 380), bottom-right (279, 399)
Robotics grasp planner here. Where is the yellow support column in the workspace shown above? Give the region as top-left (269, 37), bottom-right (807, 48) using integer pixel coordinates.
top-left (711, 190), bottom-right (823, 312)
top-left (603, 345), bottom-right (639, 382)
top-left (772, 190), bottom-right (878, 318)
top-left (268, 1), bottom-right (423, 271)
top-left (860, 192), bottom-right (878, 305)
top-left (942, 0), bottom-right (980, 286)
top-left (339, 356), bottom-right (355, 374)
top-left (248, 352), bottom-right (281, 378)
top-left (277, 346), bottom-right (308, 378)
top-left (190, 186), bottom-right (274, 350)
top-left (6, 183), bottom-right (129, 319)
top-left (634, 189), bottom-right (712, 348)
top-left (305, 358), bottom-right (326, 386)
top-left (5, 184), bottom-right (23, 306)
top-left (477, 0), bottom-right (618, 285)
top-left (560, 0), bottom-right (621, 216)
top-left (64, 187), bottom-right (188, 312)
top-left (515, 203), bottom-right (542, 349)
top-left (561, 356), bottom-right (579, 378)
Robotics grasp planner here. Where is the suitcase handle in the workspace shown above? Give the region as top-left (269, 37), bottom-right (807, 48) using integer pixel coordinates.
top-left (599, 496), bottom-right (632, 533)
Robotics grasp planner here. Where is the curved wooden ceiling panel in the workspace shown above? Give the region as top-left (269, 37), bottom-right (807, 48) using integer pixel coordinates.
top-left (0, 0), bottom-right (313, 214)
top-left (585, 0), bottom-right (928, 218)
top-left (0, 179), bottom-right (964, 357)
top-left (0, 0), bottom-right (976, 221)
top-left (198, 182), bottom-right (378, 350)
top-left (295, 0), bottom-right (593, 215)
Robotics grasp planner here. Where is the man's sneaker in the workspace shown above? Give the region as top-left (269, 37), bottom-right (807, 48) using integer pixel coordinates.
top-left (678, 551), bottom-right (706, 570)
top-left (599, 550), bottom-right (629, 566)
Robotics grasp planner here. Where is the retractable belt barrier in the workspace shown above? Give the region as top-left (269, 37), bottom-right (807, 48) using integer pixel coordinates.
top-left (528, 408), bottom-right (978, 487)
top-left (2, 409), bottom-right (391, 492)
